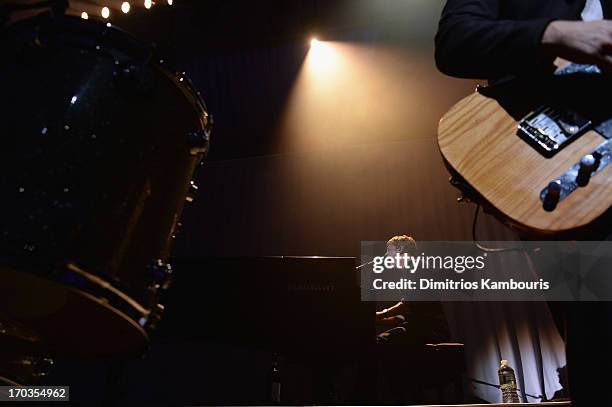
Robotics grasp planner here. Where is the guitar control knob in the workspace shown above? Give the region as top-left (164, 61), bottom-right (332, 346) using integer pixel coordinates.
top-left (576, 154), bottom-right (597, 187)
top-left (543, 181), bottom-right (562, 212)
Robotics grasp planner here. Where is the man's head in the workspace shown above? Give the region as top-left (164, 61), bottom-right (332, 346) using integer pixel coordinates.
top-left (386, 235), bottom-right (417, 256)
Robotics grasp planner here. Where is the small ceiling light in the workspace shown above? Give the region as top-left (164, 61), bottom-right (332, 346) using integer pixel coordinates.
top-left (81, 11), bottom-right (89, 19)
top-left (121, 2), bottom-right (131, 13)
top-left (144, 0), bottom-right (152, 9)
top-left (101, 6), bottom-right (110, 19)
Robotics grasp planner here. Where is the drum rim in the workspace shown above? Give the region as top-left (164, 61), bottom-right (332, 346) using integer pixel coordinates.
top-left (0, 374), bottom-right (21, 386)
top-left (4, 12), bottom-right (210, 126)
top-left (0, 257), bottom-right (153, 334)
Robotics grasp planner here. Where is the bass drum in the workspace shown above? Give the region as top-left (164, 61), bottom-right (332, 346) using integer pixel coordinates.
top-left (0, 14), bottom-right (211, 358)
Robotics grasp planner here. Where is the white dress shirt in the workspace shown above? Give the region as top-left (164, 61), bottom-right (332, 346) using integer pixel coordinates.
top-left (582, 0), bottom-right (604, 21)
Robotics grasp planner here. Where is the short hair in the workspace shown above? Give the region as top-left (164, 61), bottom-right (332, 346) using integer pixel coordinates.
top-left (386, 235), bottom-right (417, 253)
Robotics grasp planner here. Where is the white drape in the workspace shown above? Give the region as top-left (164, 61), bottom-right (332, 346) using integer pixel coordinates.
top-left (444, 249), bottom-right (567, 403)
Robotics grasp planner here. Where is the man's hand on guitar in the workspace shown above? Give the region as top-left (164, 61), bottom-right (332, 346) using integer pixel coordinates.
top-left (542, 20), bottom-right (612, 73)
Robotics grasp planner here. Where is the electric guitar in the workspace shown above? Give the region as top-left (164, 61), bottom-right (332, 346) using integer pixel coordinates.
top-left (438, 62), bottom-right (612, 238)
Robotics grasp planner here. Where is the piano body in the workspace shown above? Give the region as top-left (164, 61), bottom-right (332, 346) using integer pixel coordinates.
top-left (161, 256), bottom-right (375, 362)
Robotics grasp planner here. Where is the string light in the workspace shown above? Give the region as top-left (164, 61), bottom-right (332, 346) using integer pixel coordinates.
top-left (144, 0), bottom-right (152, 9)
top-left (121, 2), bottom-right (131, 13)
top-left (81, 12), bottom-right (88, 19)
top-left (101, 6), bottom-right (110, 19)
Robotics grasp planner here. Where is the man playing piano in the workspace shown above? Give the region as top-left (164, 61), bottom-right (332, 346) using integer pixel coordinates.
top-left (375, 235), bottom-right (449, 345)
top-left (375, 235), bottom-right (450, 403)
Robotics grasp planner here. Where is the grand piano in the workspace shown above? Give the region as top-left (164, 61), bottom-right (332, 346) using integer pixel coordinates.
top-left (158, 257), bottom-right (377, 404)
top-left (161, 256), bottom-right (375, 360)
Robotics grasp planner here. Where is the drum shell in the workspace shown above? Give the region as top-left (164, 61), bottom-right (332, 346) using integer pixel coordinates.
top-left (0, 15), bottom-right (210, 357)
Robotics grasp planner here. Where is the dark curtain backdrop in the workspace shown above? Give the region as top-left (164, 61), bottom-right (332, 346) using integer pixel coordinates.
top-left (174, 137), bottom-right (516, 258)
top-left (167, 0), bottom-right (516, 258)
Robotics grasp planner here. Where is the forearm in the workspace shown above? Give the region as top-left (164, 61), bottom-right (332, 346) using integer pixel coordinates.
top-left (377, 301), bottom-right (406, 318)
top-left (377, 315), bottom-right (406, 326)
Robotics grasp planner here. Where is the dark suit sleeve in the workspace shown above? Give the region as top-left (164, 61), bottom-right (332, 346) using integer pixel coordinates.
top-left (435, 0), bottom-right (556, 79)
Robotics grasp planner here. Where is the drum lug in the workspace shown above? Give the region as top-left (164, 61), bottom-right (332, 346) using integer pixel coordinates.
top-left (185, 181), bottom-right (198, 203)
top-left (169, 219), bottom-right (182, 240)
top-left (148, 259), bottom-right (173, 290)
top-left (145, 260), bottom-right (172, 329)
top-left (21, 356), bottom-right (55, 380)
top-left (146, 303), bottom-right (165, 331)
top-left (187, 129), bottom-right (210, 156)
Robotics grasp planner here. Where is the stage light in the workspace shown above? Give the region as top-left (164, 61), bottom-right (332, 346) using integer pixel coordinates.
top-left (307, 39), bottom-right (338, 76)
top-left (101, 6), bottom-right (110, 19)
top-left (281, 42), bottom-right (442, 153)
top-left (81, 11), bottom-right (88, 19)
top-left (167, 0), bottom-right (173, 4)
top-left (121, 2), bottom-right (131, 13)
top-left (144, 0), bottom-right (152, 9)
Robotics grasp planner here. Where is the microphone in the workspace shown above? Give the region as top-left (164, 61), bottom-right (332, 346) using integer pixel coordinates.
top-left (355, 251), bottom-right (389, 270)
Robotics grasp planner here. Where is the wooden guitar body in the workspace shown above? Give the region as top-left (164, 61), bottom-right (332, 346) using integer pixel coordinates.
top-left (438, 75), bottom-right (612, 238)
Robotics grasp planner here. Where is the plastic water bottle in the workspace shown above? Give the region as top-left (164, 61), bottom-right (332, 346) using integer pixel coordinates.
top-left (498, 360), bottom-right (520, 403)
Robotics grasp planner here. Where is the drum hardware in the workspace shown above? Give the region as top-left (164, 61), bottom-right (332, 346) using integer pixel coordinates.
top-left (176, 70), bottom-right (213, 134)
top-left (168, 217), bottom-right (182, 241)
top-left (65, 262), bottom-right (151, 325)
top-left (148, 259), bottom-right (173, 291)
top-left (0, 354), bottom-right (54, 386)
top-left (10, 356), bottom-right (54, 380)
top-left (143, 260), bottom-right (173, 331)
top-left (172, 221), bottom-right (183, 240)
top-left (187, 129), bottom-right (211, 156)
top-left (186, 181), bottom-right (199, 203)
top-left (144, 303), bottom-right (165, 332)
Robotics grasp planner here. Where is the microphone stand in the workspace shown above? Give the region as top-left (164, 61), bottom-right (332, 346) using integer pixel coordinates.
top-left (355, 259), bottom-right (375, 270)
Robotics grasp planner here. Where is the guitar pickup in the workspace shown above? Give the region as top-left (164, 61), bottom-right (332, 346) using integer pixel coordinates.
top-left (517, 106), bottom-right (592, 158)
